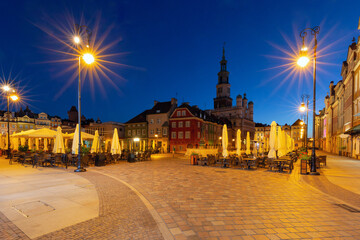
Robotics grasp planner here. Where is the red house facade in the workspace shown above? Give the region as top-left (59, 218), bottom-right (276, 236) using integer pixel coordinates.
top-left (169, 103), bottom-right (229, 152)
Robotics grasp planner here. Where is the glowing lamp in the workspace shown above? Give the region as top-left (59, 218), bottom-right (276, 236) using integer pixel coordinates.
top-left (74, 36), bottom-right (81, 44)
top-left (2, 85), bottom-right (10, 92)
top-left (134, 138), bottom-right (140, 142)
top-left (299, 102), bottom-right (306, 112)
top-left (83, 53), bottom-right (95, 64)
top-left (297, 46), bottom-right (309, 67)
top-left (10, 94), bottom-right (19, 101)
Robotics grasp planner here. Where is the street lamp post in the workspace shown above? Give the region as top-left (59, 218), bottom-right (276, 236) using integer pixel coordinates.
top-left (73, 24), bottom-right (94, 173)
top-left (2, 86), bottom-right (19, 162)
top-left (300, 94), bottom-right (310, 151)
top-left (297, 26), bottom-right (320, 175)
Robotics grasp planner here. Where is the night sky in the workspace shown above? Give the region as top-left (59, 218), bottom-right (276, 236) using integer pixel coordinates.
top-left (0, 0), bottom-right (359, 135)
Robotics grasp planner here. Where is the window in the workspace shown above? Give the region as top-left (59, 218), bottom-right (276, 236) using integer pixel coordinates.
top-left (197, 122), bottom-right (200, 128)
top-left (182, 110), bottom-right (186, 116)
top-left (197, 132), bottom-right (200, 139)
top-left (185, 131), bottom-right (190, 139)
top-left (137, 129), bottom-right (140, 135)
top-left (157, 129), bottom-right (161, 134)
top-left (172, 122), bottom-right (176, 128)
top-left (185, 121), bottom-right (190, 127)
top-left (150, 119), bottom-right (154, 124)
top-left (142, 129), bottom-right (146, 135)
top-left (157, 119), bottom-right (161, 124)
top-left (177, 111), bottom-right (181, 116)
top-left (25, 125), bottom-right (28, 129)
top-left (30, 126), bottom-right (33, 129)
top-left (172, 132), bottom-right (177, 139)
top-left (20, 125), bottom-right (23, 128)
top-left (178, 131), bottom-right (183, 139)
top-left (356, 73), bottom-right (359, 92)
top-left (1, 124), bottom-right (4, 128)
top-left (150, 130), bottom-right (154, 134)
top-left (163, 128), bottom-right (167, 135)
top-left (132, 130), bottom-right (136, 135)
top-left (178, 121), bottom-right (183, 128)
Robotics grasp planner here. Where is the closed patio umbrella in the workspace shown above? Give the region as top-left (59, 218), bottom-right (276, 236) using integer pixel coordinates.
top-left (111, 128), bottom-right (121, 155)
top-left (259, 139), bottom-right (263, 154)
top-left (278, 127), bottom-right (287, 157)
top-left (246, 132), bottom-right (251, 155)
top-left (91, 130), bottom-right (100, 153)
top-left (53, 126), bottom-right (65, 154)
top-left (253, 141), bottom-right (257, 156)
top-left (222, 124), bottom-right (228, 158)
top-left (72, 124), bottom-right (83, 154)
top-left (268, 121), bottom-right (277, 158)
top-left (236, 129), bottom-right (241, 156)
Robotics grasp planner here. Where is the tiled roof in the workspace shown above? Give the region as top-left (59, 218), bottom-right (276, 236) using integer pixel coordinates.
top-left (125, 110), bottom-right (149, 124)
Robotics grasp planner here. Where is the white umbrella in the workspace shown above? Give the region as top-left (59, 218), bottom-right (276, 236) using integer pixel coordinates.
top-left (268, 121), bottom-right (277, 158)
top-left (91, 130), bottom-right (100, 153)
top-left (72, 124), bottom-right (83, 154)
top-left (222, 124), bottom-right (228, 158)
top-left (111, 128), bottom-right (121, 155)
top-left (53, 126), bottom-right (65, 154)
top-left (278, 127), bottom-right (287, 157)
top-left (259, 138), bottom-right (263, 154)
top-left (236, 129), bottom-right (241, 156)
top-left (246, 132), bottom-right (251, 155)
top-left (253, 141), bottom-right (257, 156)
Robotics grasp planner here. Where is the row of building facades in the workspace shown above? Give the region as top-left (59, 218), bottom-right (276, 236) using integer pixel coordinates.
top-left (315, 23), bottom-right (360, 158)
top-left (1, 46), bottom-right (308, 152)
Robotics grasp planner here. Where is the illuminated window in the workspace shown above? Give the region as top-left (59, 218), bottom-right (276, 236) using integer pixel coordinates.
top-left (172, 122), bottom-right (176, 128)
top-left (178, 132), bottom-right (183, 139)
top-left (178, 121), bottom-right (183, 128)
top-left (185, 121), bottom-right (190, 127)
top-left (182, 110), bottom-right (186, 116)
top-left (185, 131), bottom-right (190, 139)
top-left (172, 132), bottom-right (176, 139)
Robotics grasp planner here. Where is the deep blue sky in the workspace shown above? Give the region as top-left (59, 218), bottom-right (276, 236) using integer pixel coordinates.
top-left (0, 0), bottom-right (359, 134)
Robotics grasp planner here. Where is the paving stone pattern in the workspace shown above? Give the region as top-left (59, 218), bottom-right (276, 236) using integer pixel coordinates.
top-left (97, 156), bottom-right (360, 239)
top-left (36, 171), bottom-right (163, 240)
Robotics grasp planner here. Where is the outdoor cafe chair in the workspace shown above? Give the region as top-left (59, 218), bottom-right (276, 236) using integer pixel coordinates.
top-left (268, 158), bottom-right (277, 171)
top-left (282, 159), bottom-right (294, 173)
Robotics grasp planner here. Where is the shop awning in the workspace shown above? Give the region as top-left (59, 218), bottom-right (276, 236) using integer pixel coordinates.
top-left (344, 125), bottom-right (360, 135)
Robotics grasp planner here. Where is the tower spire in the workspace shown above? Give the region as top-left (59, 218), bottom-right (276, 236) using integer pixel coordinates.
top-left (222, 42), bottom-right (226, 60)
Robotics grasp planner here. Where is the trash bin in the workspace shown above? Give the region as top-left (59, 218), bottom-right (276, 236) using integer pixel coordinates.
top-left (300, 159), bottom-right (307, 174)
top-left (128, 153), bottom-right (136, 163)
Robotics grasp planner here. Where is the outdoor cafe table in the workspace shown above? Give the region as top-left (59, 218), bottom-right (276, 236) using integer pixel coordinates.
top-left (243, 158), bottom-right (257, 169)
top-left (273, 159), bottom-right (288, 172)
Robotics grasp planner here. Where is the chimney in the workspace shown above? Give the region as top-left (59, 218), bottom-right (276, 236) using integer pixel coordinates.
top-left (154, 100), bottom-right (158, 106)
top-left (171, 98), bottom-right (177, 106)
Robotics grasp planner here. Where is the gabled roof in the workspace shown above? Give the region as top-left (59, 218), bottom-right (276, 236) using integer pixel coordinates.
top-left (125, 110), bottom-right (149, 124)
top-left (148, 101), bottom-right (173, 114)
top-left (171, 103), bottom-right (231, 127)
top-left (291, 119), bottom-right (303, 126)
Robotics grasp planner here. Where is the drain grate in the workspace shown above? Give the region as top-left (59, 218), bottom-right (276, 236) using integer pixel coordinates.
top-left (334, 204), bottom-right (360, 213)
